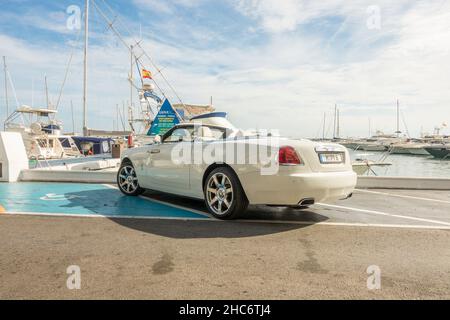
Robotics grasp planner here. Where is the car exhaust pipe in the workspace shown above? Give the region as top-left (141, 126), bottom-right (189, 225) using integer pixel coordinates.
top-left (298, 198), bottom-right (315, 206)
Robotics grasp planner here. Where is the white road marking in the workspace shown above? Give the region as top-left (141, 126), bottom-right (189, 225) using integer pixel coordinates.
top-left (316, 203), bottom-right (450, 226)
top-left (2, 211), bottom-right (450, 230)
top-left (238, 219), bottom-right (450, 230)
top-left (355, 188), bottom-right (450, 204)
top-left (1, 211), bottom-right (211, 221)
top-left (138, 195), bottom-right (213, 218)
top-left (103, 184), bottom-right (119, 190)
top-left (102, 184), bottom-right (213, 218)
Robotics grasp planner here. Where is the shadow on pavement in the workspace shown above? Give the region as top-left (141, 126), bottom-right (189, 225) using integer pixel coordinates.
top-left (61, 188), bottom-right (329, 239)
top-left (109, 217), bottom-right (319, 239)
top-left (131, 190), bottom-right (330, 239)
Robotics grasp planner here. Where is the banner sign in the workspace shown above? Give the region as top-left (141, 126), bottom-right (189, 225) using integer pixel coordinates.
top-left (147, 99), bottom-right (181, 136)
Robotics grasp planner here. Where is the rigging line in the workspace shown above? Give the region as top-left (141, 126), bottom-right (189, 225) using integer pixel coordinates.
top-left (96, 0), bottom-right (187, 108)
top-left (134, 58), bottom-right (155, 117)
top-left (134, 57), bottom-right (166, 100)
top-left (400, 110), bottom-right (410, 138)
top-left (91, 0), bottom-right (168, 100)
top-left (55, 24), bottom-right (83, 111)
top-left (6, 70), bottom-right (19, 108)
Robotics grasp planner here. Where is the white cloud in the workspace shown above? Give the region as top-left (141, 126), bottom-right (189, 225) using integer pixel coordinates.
top-left (132, 0), bottom-right (204, 14)
top-left (133, 0), bottom-right (173, 13)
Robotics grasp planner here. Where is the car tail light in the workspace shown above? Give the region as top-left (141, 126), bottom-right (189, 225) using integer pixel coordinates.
top-left (279, 146), bottom-right (302, 165)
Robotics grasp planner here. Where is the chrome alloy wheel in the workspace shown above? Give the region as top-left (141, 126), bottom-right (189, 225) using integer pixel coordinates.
top-left (118, 165), bottom-right (139, 194)
top-left (206, 172), bottom-right (234, 215)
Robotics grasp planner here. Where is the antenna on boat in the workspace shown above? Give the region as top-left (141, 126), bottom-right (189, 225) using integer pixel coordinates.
top-left (82, 0), bottom-right (89, 136)
top-left (3, 56), bottom-right (9, 122)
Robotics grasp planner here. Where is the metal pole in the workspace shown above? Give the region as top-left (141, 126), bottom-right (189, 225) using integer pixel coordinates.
top-left (45, 75), bottom-right (49, 109)
top-left (123, 101), bottom-right (126, 129)
top-left (3, 56), bottom-right (9, 120)
top-left (396, 99), bottom-right (400, 137)
top-left (130, 45), bottom-right (133, 112)
top-left (336, 109), bottom-right (340, 139)
top-left (71, 100), bottom-right (75, 134)
top-left (82, 0), bottom-right (89, 135)
top-left (31, 78), bottom-right (34, 107)
top-left (322, 112), bottom-right (326, 140)
top-left (333, 104), bottom-right (337, 139)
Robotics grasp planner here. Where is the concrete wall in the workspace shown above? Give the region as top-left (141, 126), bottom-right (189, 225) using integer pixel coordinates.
top-left (0, 132), bottom-right (29, 182)
top-left (20, 169), bottom-right (116, 184)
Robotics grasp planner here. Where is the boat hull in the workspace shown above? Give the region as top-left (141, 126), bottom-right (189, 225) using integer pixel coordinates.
top-left (424, 146), bottom-right (450, 159)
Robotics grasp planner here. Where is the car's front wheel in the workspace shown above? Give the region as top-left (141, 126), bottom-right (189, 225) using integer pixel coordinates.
top-left (204, 167), bottom-right (248, 220)
top-left (117, 162), bottom-right (144, 196)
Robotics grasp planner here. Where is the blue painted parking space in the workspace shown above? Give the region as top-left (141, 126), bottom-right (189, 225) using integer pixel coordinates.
top-left (0, 182), bottom-right (207, 219)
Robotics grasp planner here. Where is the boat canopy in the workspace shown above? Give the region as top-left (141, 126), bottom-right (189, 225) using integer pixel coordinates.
top-left (16, 105), bottom-right (58, 115)
top-left (189, 112), bottom-right (235, 129)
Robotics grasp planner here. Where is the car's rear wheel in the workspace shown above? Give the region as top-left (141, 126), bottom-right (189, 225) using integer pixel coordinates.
top-left (117, 162), bottom-right (144, 196)
top-left (204, 167), bottom-right (248, 220)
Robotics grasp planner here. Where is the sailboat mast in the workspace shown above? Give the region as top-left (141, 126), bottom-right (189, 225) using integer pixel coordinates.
top-left (336, 109), bottom-right (340, 139)
top-left (71, 100), bottom-right (75, 134)
top-left (322, 112), bottom-right (326, 140)
top-left (82, 0), bottom-right (89, 136)
top-left (396, 99), bottom-right (400, 137)
top-left (130, 45), bottom-right (133, 113)
top-left (3, 56), bottom-right (9, 120)
top-left (333, 103), bottom-right (337, 138)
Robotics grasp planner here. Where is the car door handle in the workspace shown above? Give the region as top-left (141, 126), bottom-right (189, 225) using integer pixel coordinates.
top-left (148, 149), bottom-right (160, 154)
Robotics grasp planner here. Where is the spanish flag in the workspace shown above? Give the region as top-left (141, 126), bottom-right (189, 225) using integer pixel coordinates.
top-left (142, 69), bottom-right (152, 79)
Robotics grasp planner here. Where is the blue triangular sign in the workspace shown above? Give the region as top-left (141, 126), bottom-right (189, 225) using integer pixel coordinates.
top-left (148, 99), bottom-right (181, 136)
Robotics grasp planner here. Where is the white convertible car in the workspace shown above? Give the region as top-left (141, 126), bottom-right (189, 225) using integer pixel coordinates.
top-left (118, 113), bottom-right (357, 219)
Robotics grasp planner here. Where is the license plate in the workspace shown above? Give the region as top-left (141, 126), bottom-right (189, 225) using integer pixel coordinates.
top-left (319, 153), bottom-right (343, 163)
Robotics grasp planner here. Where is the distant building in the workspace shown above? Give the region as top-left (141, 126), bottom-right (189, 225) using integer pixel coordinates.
top-left (173, 103), bottom-right (215, 120)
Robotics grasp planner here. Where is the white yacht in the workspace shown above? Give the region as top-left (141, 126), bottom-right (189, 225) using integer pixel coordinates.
top-left (4, 105), bottom-right (80, 159)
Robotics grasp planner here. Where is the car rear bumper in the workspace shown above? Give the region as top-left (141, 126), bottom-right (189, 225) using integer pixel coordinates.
top-left (242, 170), bottom-right (357, 205)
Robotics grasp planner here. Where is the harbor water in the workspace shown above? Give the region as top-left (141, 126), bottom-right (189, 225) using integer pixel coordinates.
top-left (349, 149), bottom-right (450, 178)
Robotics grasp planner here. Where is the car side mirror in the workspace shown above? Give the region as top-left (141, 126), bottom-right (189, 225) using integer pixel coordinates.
top-left (154, 135), bottom-right (162, 144)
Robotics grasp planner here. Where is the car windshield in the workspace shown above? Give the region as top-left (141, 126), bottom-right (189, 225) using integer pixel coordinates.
top-left (163, 127), bottom-right (195, 143)
top-left (194, 126), bottom-right (227, 141)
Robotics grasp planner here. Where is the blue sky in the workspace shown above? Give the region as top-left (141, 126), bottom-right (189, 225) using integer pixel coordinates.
top-left (1, 0), bottom-right (450, 137)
